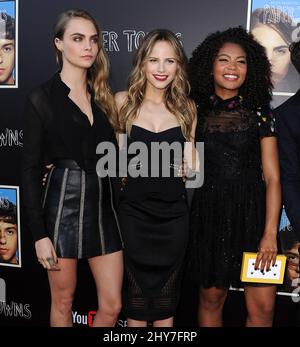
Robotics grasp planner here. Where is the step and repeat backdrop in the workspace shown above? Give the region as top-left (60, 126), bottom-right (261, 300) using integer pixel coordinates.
top-left (0, 0), bottom-right (300, 326)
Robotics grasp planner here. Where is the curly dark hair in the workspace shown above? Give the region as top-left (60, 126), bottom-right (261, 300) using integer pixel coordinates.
top-left (189, 27), bottom-right (273, 111)
top-left (280, 226), bottom-right (299, 252)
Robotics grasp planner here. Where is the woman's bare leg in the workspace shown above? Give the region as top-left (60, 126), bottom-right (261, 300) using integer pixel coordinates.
top-left (88, 250), bottom-right (123, 327)
top-left (48, 258), bottom-right (77, 327)
top-left (198, 287), bottom-right (228, 327)
top-left (244, 285), bottom-right (277, 327)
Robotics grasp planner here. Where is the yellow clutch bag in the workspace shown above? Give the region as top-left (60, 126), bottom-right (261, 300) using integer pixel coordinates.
top-left (240, 252), bottom-right (286, 284)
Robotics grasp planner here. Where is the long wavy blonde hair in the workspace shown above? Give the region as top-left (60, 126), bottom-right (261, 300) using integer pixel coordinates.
top-left (119, 29), bottom-right (195, 139)
top-left (53, 9), bottom-right (118, 129)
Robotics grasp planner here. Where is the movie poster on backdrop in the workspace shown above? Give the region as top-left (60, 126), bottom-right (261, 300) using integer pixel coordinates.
top-left (278, 208), bottom-right (300, 296)
top-left (0, 0), bottom-right (18, 88)
top-left (0, 185), bottom-right (21, 267)
top-left (247, 0), bottom-right (300, 96)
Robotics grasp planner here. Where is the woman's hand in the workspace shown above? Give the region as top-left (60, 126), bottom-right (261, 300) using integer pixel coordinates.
top-left (178, 158), bottom-right (188, 182)
top-left (35, 237), bottom-right (60, 271)
top-left (255, 233), bottom-right (278, 272)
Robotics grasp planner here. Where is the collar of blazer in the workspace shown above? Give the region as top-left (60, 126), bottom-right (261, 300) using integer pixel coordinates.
top-left (47, 72), bottom-right (88, 169)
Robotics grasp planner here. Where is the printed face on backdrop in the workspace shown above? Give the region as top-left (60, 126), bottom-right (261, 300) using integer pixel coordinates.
top-left (55, 17), bottom-right (99, 70)
top-left (0, 38), bottom-right (15, 84)
top-left (0, 219), bottom-right (18, 264)
top-left (252, 24), bottom-right (290, 88)
top-left (284, 243), bottom-right (300, 282)
top-left (144, 40), bottom-right (178, 91)
top-left (213, 42), bottom-right (247, 98)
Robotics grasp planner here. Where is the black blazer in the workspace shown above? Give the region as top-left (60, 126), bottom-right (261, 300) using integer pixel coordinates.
top-left (275, 90), bottom-right (300, 241)
top-left (22, 73), bottom-right (116, 242)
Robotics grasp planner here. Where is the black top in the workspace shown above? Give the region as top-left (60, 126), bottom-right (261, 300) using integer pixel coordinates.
top-left (196, 95), bottom-right (276, 184)
top-left (275, 90), bottom-right (300, 241)
top-left (122, 124), bottom-right (186, 200)
top-left (22, 73), bottom-right (116, 242)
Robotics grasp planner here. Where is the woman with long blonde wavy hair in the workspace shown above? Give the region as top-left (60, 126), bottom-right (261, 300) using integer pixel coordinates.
top-left (119, 29), bottom-right (195, 138)
top-left (115, 29), bottom-right (197, 327)
top-left (22, 9), bottom-right (123, 327)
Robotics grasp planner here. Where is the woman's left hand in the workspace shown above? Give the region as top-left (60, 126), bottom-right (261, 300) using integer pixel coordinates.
top-left (255, 233), bottom-right (278, 272)
top-left (178, 158), bottom-right (188, 182)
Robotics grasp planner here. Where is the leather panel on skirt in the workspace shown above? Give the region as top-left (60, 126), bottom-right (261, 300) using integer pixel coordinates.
top-left (42, 160), bottom-right (123, 259)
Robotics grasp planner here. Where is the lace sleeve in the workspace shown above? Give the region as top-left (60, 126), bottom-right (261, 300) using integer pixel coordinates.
top-left (257, 107), bottom-right (277, 138)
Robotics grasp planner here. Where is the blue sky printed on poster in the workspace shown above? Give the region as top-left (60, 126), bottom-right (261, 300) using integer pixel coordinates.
top-left (0, 187), bottom-right (17, 205)
top-left (279, 208), bottom-right (290, 231)
top-left (0, 0), bottom-right (15, 18)
top-left (251, 0), bottom-right (300, 24)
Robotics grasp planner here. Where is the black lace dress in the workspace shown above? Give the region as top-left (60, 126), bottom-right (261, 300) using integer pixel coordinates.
top-left (189, 95), bottom-right (276, 288)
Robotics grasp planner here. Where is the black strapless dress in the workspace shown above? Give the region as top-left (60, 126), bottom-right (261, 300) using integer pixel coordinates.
top-left (118, 125), bottom-right (189, 321)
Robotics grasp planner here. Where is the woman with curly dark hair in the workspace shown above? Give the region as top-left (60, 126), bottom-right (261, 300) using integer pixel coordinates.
top-left (188, 27), bottom-right (281, 327)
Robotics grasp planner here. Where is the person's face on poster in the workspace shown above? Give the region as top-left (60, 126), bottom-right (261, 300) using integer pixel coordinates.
top-left (252, 24), bottom-right (290, 87)
top-left (0, 38), bottom-right (14, 84)
top-left (0, 218), bottom-right (18, 264)
top-left (285, 243), bottom-right (300, 283)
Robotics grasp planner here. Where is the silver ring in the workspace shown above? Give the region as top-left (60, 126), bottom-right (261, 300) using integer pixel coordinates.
top-left (47, 257), bottom-right (54, 266)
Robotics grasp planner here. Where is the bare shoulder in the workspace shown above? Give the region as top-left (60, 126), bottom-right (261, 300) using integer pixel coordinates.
top-left (114, 91), bottom-right (128, 110)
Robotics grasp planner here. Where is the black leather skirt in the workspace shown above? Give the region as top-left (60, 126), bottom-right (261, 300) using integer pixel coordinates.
top-left (42, 160), bottom-right (123, 259)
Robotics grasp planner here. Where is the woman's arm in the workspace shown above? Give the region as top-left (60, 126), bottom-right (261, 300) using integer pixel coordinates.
top-left (114, 91), bottom-right (129, 182)
top-left (114, 91), bottom-right (128, 149)
top-left (183, 101), bottom-right (200, 184)
top-left (255, 136), bottom-right (281, 271)
top-left (22, 96), bottom-right (47, 242)
top-left (22, 95), bottom-right (59, 270)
